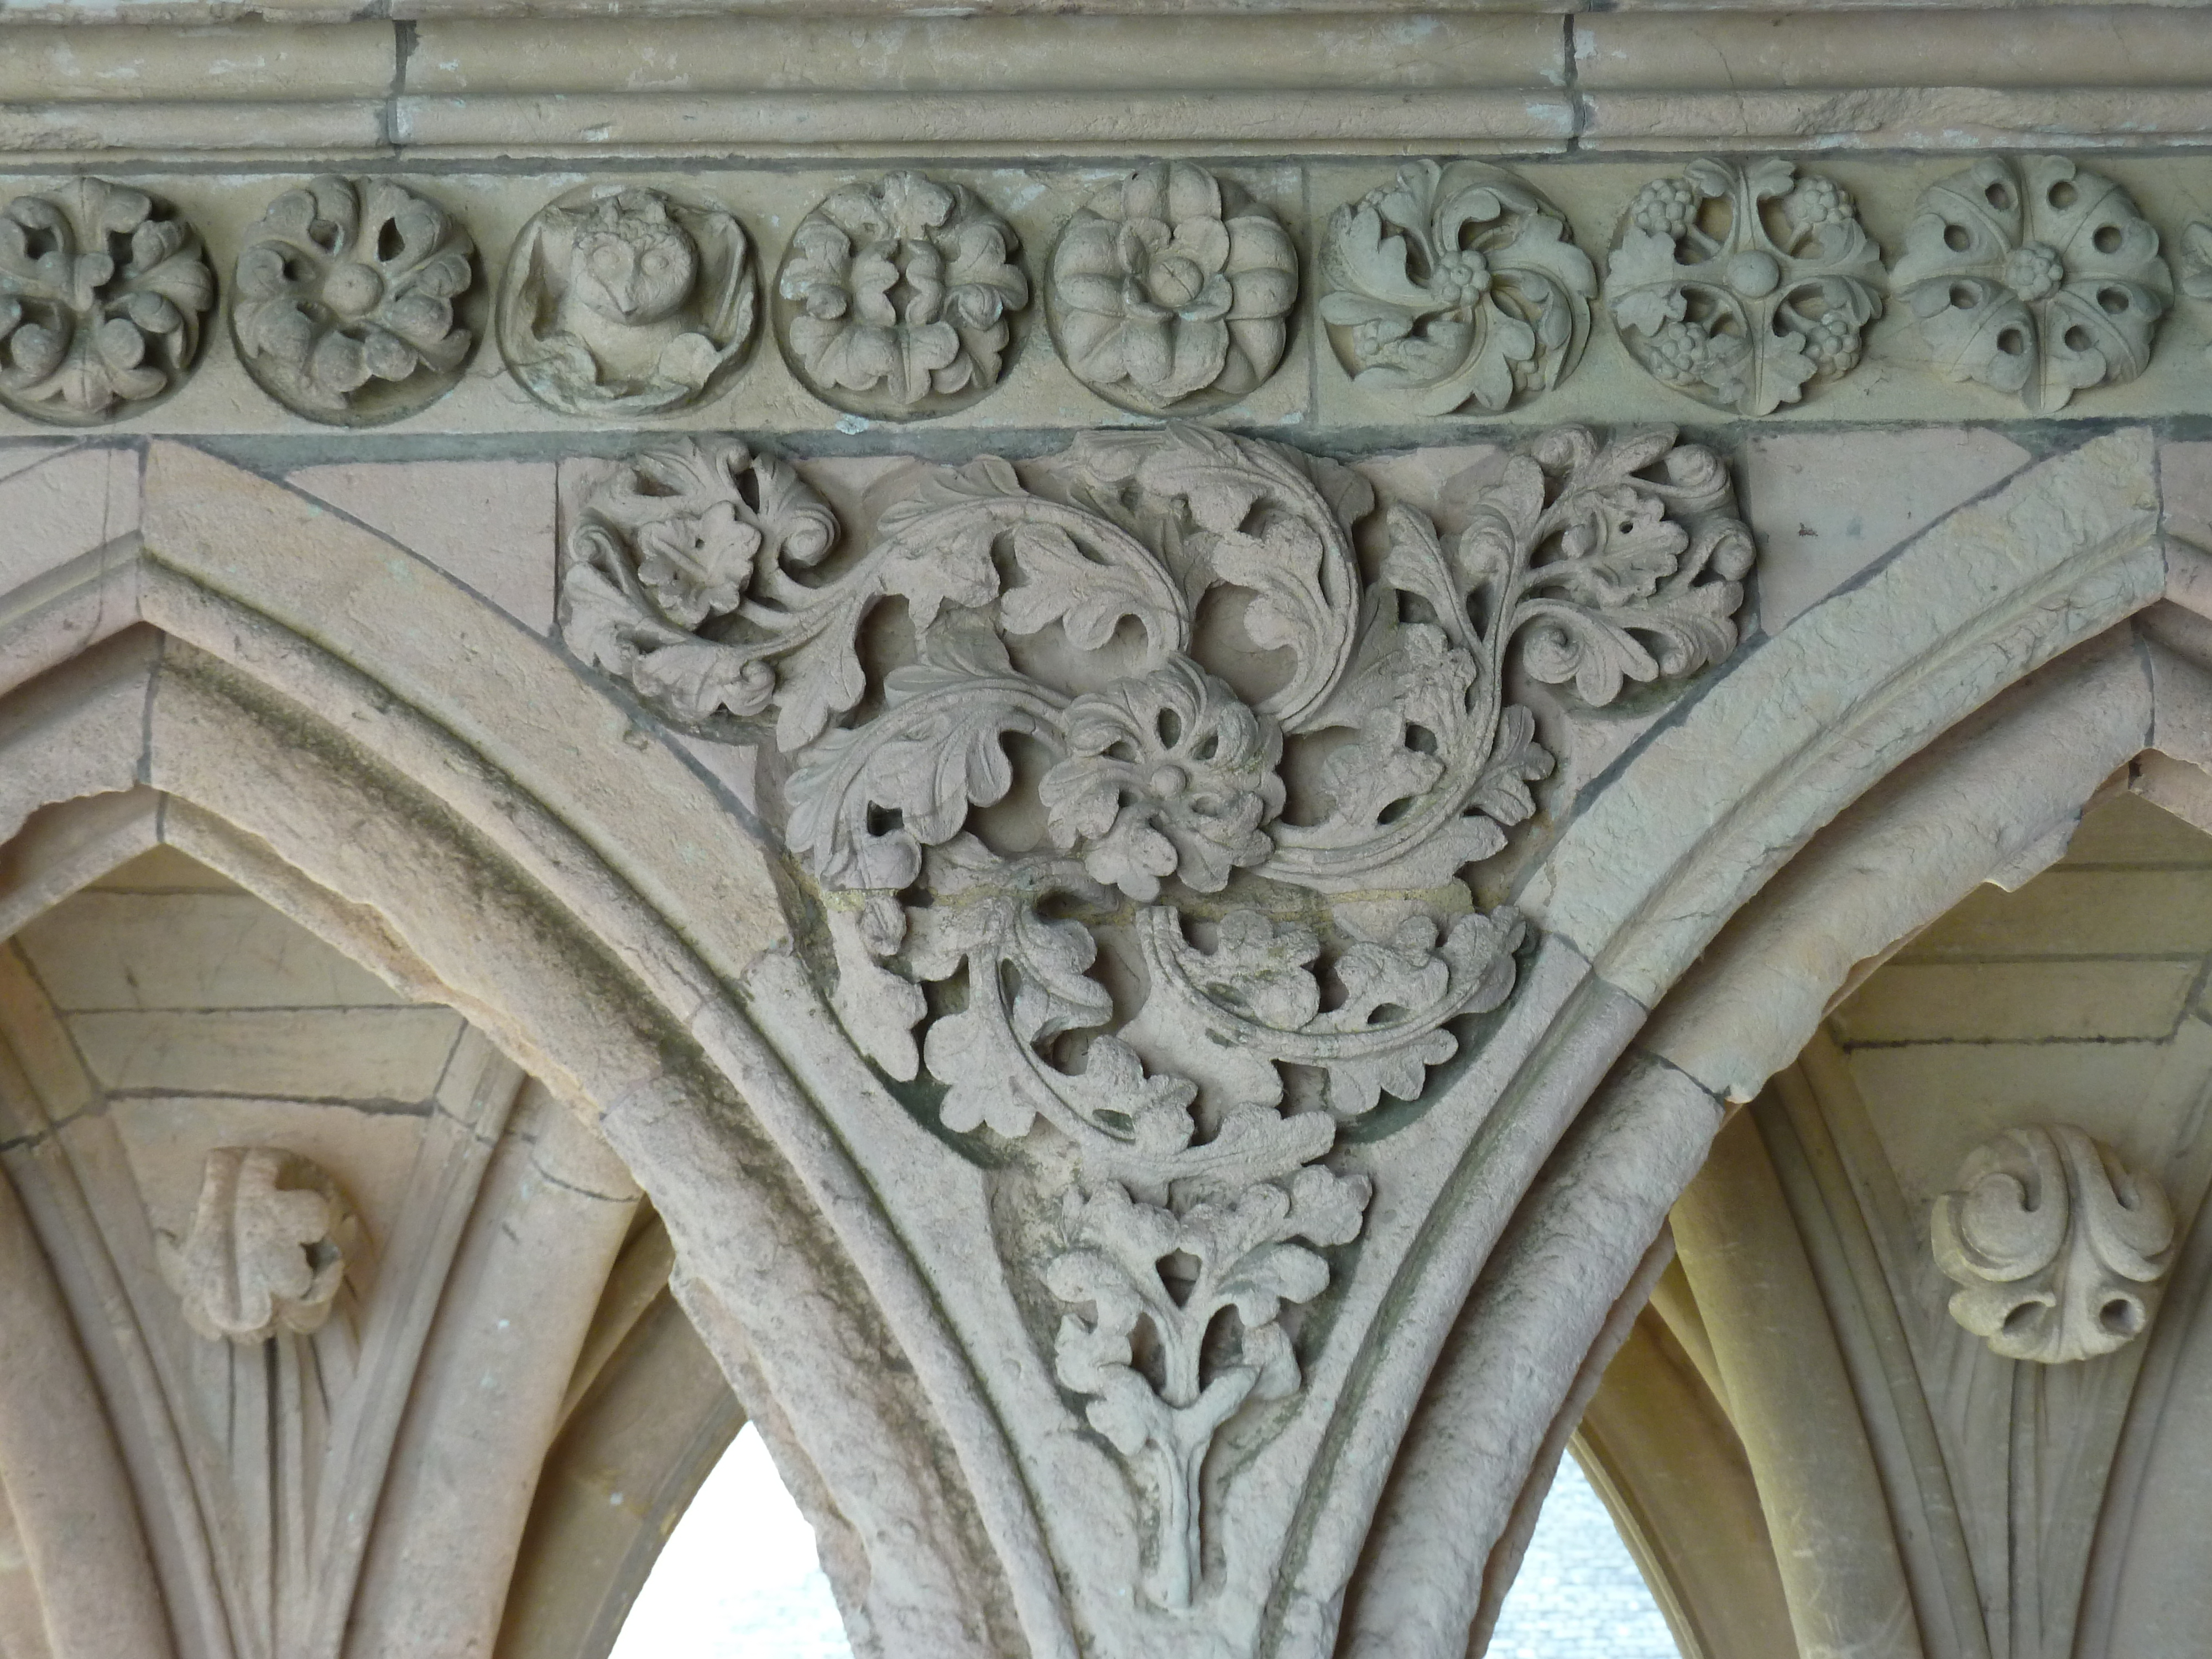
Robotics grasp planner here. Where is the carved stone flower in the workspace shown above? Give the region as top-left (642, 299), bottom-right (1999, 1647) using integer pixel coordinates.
top-left (776, 172), bottom-right (1027, 418)
top-left (232, 175), bottom-right (478, 425)
top-left (1321, 160), bottom-right (1595, 416)
top-left (1040, 659), bottom-right (1285, 902)
top-left (155, 1147), bottom-right (354, 1345)
top-left (1048, 161), bottom-right (1298, 413)
top-left (1607, 158), bottom-right (1885, 416)
top-left (498, 183), bottom-right (756, 418)
top-left (0, 178), bottom-right (213, 426)
top-left (1893, 155), bottom-right (2172, 413)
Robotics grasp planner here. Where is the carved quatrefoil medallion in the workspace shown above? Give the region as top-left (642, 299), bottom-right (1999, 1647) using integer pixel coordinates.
top-left (1933, 1123), bottom-right (2174, 1364)
top-left (0, 177), bottom-right (213, 426)
top-left (232, 175), bottom-right (481, 426)
top-left (1608, 157), bottom-right (1886, 416)
top-left (774, 171), bottom-right (1028, 420)
top-left (1047, 161), bottom-right (1300, 415)
top-left (498, 183), bottom-right (758, 419)
top-left (563, 422), bottom-right (1753, 1609)
top-left (1894, 155), bottom-right (2173, 413)
top-left (1321, 159), bottom-right (1595, 416)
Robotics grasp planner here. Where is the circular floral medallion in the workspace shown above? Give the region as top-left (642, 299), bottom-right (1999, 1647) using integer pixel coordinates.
top-left (0, 178), bottom-right (214, 427)
top-left (497, 183), bottom-right (757, 419)
top-left (1320, 160), bottom-right (1595, 416)
top-left (1606, 158), bottom-right (1885, 416)
top-left (1047, 161), bottom-right (1299, 415)
top-left (774, 171), bottom-right (1027, 421)
top-left (1892, 155), bottom-right (2173, 413)
top-left (232, 176), bottom-right (480, 426)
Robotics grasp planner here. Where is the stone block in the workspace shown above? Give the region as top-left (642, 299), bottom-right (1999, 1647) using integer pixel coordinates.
top-left (17, 891), bottom-right (408, 1011)
top-left (1832, 959), bottom-right (2199, 1045)
top-left (68, 1006), bottom-right (464, 1099)
top-left (1743, 428), bottom-right (2031, 634)
top-left (0, 447), bottom-right (139, 601)
top-left (1903, 869), bottom-right (2212, 960)
top-left (287, 460), bottom-right (558, 634)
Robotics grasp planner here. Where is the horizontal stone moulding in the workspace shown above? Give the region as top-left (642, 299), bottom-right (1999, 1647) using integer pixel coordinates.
top-left (0, 152), bottom-right (2204, 439)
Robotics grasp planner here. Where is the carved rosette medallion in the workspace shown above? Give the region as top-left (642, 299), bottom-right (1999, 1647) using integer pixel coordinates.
top-left (774, 172), bottom-right (1027, 419)
top-left (1893, 155), bottom-right (2173, 413)
top-left (1607, 158), bottom-right (1886, 416)
top-left (0, 178), bottom-right (213, 426)
top-left (1320, 160), bottom-right (1595, 416)
top-left (564, 421), bottom-right (1752, 1608)
top-left (156, 1147), bottom-right (356, 1345)
top-left (498, 183), bottom-right (757, 419)
top-left (1932, 1124), bottom-right (2175, 1364)
top-left (232, 175), bottom-right (479, 425)
top-left (1047, 161), bottom-right (1299, 414)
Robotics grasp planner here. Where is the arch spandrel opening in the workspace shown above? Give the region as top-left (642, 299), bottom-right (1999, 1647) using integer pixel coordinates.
top-left (1601, 786), bottom-right (2212, 1659)
top-left (0, 831), bottom-right (654, 1659)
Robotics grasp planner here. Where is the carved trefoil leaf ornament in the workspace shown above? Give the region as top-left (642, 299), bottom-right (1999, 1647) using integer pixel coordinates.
top-left (498, 184), bottom-right (757, 419)
top-left (1893, 155), bottom-right (2173, 413)
top-left (1932, 1124), bottom-right (2175, 1364)
top-left (156, 1147), bottom-right (357, 1345)
top-left (1320, 159), bottom-right (1595, 416)
top-left (570, 421), bottom-right (1752, 1606)
top-left (1047, 161), bottom-right (1299, 414)
top-left (775, 171), bottom-right (1028, 418)
top-left (232, 175), bottom-right (480, 425)
top-left (1607, 157), bottom-right (1886, 416)
top-left (0, 177), bottom-right (213, 426)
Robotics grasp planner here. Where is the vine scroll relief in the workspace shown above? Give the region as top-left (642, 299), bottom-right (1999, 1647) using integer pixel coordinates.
top-left (561, 422), bottom-right (1753, 1609)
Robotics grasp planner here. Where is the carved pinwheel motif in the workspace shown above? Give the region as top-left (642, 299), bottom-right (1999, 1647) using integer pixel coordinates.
top-left (2180, 221), bottom-right (2212, 370)
top-left (498, 183), bottom-right (756, 418)
top-left (1893, 155), bottom-right (2173, 413)
top-left (1047, 161), bottom-right (1298, 413)
top-left (1321, 160), bottom-right (1595, 416)
top-left (775, 171), bottom-right (1027, 418)
top-left (1933, 1123), bottom-right (2174, 1364)
top-left (566, 421), bottom-right (1752, 1609)
top-left (232, 175), bottom-right (478, 425)
top-left (1607, 157), bottom-right (1886, 416)
top-left (0, 178), bottom-right (213, 426)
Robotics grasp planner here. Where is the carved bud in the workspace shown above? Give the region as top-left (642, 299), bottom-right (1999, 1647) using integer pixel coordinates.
top-left (156, 1147), bottom-right (355, 1344)
top-left (1931, 1124), bottom-right (2173, 1364)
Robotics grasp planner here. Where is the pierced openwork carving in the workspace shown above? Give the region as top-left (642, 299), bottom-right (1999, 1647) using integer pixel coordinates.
top-left (1607, 157), bottom-right (1885, 417)
top-left (156, 1147), bottom-right (356, 1345)
top-left (497, 183), bottom-right (757, 419)
top-left (0, 178), bottom-right (213, 426)
top-left (232, 175), bottom-right (479, 425)
top-left (1047, 161), bottom-right (1298, 414)
top-left (1321, 159), bottom-right (1594, 416)
top-left (1932, 1124), bottom-right (2174, 1364)
top-left (1894, 155), bottom-right (2173, 413)
top-left (564, 421), bottom-right (1751, 1607)
top-left (775, 171), bottom-right (1027, 419)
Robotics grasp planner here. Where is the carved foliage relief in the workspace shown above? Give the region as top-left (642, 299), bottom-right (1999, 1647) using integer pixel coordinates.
top-left (775, 171), bottom-right (1028, 418)
top-left (1894, 155), bottom-right (2173, 413)
top-left (232, 175), bottom-right (479, 425)
top-left (0, 177), bottom-right (213, 426)
top-left (562, 422), bottom-right (1752, 1606)
top-left (1607, 157), bottom-right (1885, 416)
top-left (498, 184), bottom-right (757, 418)
top-left (1321, 160), bottom-right (1595, 416)
top-left (1932, 1124), bottom-right (2175, 1364)
top-left (156, 1147), bottom-right (356, 1345)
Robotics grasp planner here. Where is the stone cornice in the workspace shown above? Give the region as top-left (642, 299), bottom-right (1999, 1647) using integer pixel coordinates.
top-left (0, 6), bottom-right (2210, 159)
